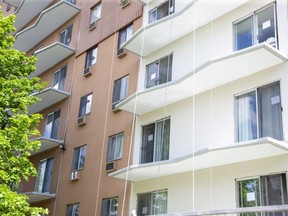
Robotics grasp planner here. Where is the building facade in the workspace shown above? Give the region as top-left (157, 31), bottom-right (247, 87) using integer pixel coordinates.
top-left (1, 0), bottom-right (142, 215)
top-left (2, 0), bottom-right (288, 215)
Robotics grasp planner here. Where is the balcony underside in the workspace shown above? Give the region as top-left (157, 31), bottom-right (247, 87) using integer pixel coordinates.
top-left (109, 137), bottom-right (288, 182)
top-left (29, 87), bottom-right (70, 114)
top-left (14, 1), bottom-right (80, 52)
top-left (24, 192), bottom-right (55, 204)
top-left (125, 0), bottom-right (249, 56)
top-left (31, 42), bottom-right (75, 78)
top-left (31, 137), bottom-right (63, 155)
top-left (4, 0), bottom-right (21, 7)
top-left (117, 44), bottom-right (287, 115)
top-left (13, 0), bottom-right (53, 33)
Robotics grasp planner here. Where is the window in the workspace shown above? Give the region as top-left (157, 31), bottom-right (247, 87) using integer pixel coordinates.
top-left (90, 4), bottom-right (101, 27)
top-left (107, 133), bottom-right (124, 162)
top-left (118, 24), bottom-right (133, 49)
top-left (66, 203), bottom-right (80, 216)
top-left (112, 75), bottom-right (129, 109)
top-left (79, 93), bottom-right (93, 117)
top-left (234, 4), bottom-right (277, 51)
top-left (101, 197), bottom-right (118, 216)
top-left (137, 190), bottom-right (167, 216)
top-left (35, 158), bottom-right (54, 193)
top-left (149, 0), bottom-right (175, 23)
top-left (141, 118), bottom-right (170, 164)
top-left (52, 65), bottom-right (67, 91)
top-left (59, 25), bottom-right (73, 46)
top-left (235, 81), bottom-right (283, 142)
top-left (85, 47), bottom-right (98, 69)
top-left (44, 110), bottom-right (61, 139)
top-left (237, 174), bottom-right (288, 216)
top-left (146, 54), bottom-right (172, 88)
top-left (72, 145), bottom-right (86, 171)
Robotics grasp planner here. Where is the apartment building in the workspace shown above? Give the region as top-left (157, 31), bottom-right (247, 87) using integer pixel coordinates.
top-left (2, 0), bottom-right (288, 215)
top-left (107, 0), bottom-right (288, 215)
top-left (1, 0), bottom-right (142, 215)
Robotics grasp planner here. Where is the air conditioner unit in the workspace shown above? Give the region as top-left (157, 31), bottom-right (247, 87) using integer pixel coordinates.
top-left (105, 161), bottom-right (117, 172)
top-left (77, 116), bottom-right (86, 126)
top-left (70, 171), bottom-right (79, 181)
top-left (121, 0), bottom-right (129, 8)
top-left (117, 48), bottom-right (126, 58)
top-left (89, 21), bottom-right (96, 30)
top-left (83, 67), bottom-right (92, 77)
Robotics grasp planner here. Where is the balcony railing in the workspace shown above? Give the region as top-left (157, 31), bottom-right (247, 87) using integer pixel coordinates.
top-left (163, 205), bottom-right (288, 216)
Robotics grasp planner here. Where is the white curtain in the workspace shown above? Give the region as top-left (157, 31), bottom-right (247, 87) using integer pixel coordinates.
top-left (236, 92), bottom-right (257, 142)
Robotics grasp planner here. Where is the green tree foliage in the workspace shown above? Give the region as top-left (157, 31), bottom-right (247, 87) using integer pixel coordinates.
top-left (0, 8), bottom-right (47, 215)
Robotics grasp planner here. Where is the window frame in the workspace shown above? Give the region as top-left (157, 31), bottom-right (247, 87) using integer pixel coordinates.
top-left (44, 109), bottom-right (61, 139)
top-left (148, 0), bottom-right (175, 23)
top-left (140, 117), bottom-right (170, 164)
top-left (145, 53), bottom-right (173, 89)
top-left (112, 75), bottom-right (129, 109)
top-left (59, 25), bottom-right (73, 46)
top-left (72, 145), bottom-right (87, 171)
top-left (101, 197), bottom-right (118, 216)
top-left (90, 3), bottom-right (102, 26)
top-left (35, 157), bottom-right (54, 193)
top-left (66, 203), bottom-right (80, 216)
top-left (52, 65), bottom-right (67, 91)
top-left (236, 173), bottom-right (288, 208)
top-left (234, 81), bottom-right (283, 142)
top-left (107, 132), bottom-right (124, 162)
top-left (137, 189), bottom-right (168, 216)
top-left (85, 47), bottom-right (98, 69)
top-left (118, 24), bottom-right (133, 49)
top-left (78, 93), bottom-right (93, 118)
top-left (233, 3), bottom-right (277, 51)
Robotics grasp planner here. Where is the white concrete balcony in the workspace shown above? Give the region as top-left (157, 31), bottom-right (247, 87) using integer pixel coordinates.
top-left (24, 192), bottom-right (55, 204)
top-left (14, 0), bottom-right (80, 52)
top-left (30, 42), bottom-right (75, 78)
top-left (125, 0), bottom-right (250, 56)
top-left (109, 137), bottom-right (288, 182)
top-left (117, 43), bottom-right (287, 115)
top-left (12, 0), bottom-right (53, 33)
top-left (31, 137), bottom-right (64, 155)
top-left (28, 87), bottom-right (70, 114)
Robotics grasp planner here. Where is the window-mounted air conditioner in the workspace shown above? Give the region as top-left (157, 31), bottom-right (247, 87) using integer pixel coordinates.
top-left (117, 48), bottom-right (127, 58)
top-left (83, 67), bottom-right (92, 77)
top-left (105, 161), bottom-right (117, 172)
top-left (77, 116), bottom-right (86, 126)
top-left (121, 0), bottom-right (129, 8)
top-left (89, 21), bottom-right (96, 30)
top-left (70, 171), bottom-right (79, 181)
